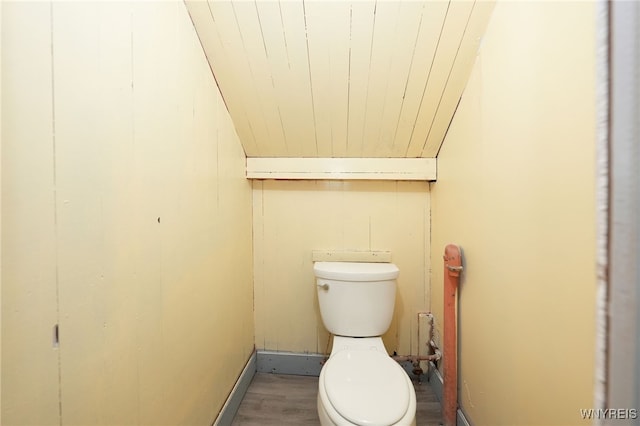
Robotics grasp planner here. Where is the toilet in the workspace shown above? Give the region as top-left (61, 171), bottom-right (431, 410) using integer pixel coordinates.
top-left (314, 261), bottom-right (417, 426)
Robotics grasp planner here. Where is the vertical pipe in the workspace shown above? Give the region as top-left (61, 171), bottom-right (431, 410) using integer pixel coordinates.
top-left (443, 244), bottom-right (462, 426)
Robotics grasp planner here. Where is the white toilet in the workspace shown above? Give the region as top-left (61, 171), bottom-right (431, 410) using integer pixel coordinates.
top-left (314, 261), bottom-right (417, 426)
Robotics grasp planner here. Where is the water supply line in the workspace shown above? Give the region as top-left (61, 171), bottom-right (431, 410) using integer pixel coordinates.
top-left (391, 347), bottom-right (441, 379)
top-left (391, 352), bottom-right (442, 363)
top-left (392, 311), bottom-right (442, 378)
top-left (443, 244), bottom-right (462, 426)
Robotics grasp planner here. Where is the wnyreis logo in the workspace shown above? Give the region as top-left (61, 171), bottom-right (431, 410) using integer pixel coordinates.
top-left (579, 408), bottom-right (638, 420)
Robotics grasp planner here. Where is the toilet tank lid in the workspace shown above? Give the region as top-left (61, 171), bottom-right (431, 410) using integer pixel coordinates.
top-left (313, 262), bottom-right (399, 281)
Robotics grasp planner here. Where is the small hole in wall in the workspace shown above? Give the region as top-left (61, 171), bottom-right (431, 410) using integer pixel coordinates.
top-left (53, 324), bottom-right (59, 348)
top-left (157, 217), bottom-right (161, 223)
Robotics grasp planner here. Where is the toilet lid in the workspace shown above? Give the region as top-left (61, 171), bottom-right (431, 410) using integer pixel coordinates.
top-left (324, 350), bottom-right (410, 426)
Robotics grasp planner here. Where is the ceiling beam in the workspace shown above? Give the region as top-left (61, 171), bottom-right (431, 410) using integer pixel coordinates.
top-left (246, 157), bottom-right (436, 181)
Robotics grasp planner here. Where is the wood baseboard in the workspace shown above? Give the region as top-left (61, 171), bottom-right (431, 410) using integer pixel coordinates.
top-left (256, 350), bottom-right (326, 376)
top-left (213, 351), bottom-right (257, 426)
top-left (427, 361), bottom-right (473, 426)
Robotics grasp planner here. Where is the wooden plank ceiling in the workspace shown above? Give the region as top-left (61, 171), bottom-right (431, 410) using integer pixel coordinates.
top-left (186, 0), bottom-right (494, 159)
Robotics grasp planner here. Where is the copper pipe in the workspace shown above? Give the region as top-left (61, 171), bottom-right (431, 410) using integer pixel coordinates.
top-left (391, 353), bottom-right (441, 363)
top-left (443, 244), bottom-right (462, 426)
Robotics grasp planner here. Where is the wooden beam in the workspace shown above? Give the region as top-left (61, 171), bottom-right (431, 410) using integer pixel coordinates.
top-left (246, 157), bottom-right (437, 181)
top-left (311, 250), bottom-right (392, 263)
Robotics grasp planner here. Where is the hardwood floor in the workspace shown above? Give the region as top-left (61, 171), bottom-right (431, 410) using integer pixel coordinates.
top-left (231, 373), bottom-right (443, 426)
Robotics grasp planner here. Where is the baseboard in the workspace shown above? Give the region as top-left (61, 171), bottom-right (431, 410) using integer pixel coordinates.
top-left (427, 361), bottom-right (472, 426)
top-left (255, 350), bottom-right (431, 381)
top-left (213, 351), bottom-right (257, 426)
top-left (457, 409), bottom-right (472, 426)
top-left (427, 361), bottom-right (444, 401)
top-left (256, 350), bottom-right (325, 376)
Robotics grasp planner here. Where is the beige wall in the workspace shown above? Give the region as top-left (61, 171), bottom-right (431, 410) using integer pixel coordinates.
top-left (430, 2), bottom-right (596, 425)
top-left (253, 180), bottom-right (430, 356)
top-left (1, 2), bottom-right (253, 425)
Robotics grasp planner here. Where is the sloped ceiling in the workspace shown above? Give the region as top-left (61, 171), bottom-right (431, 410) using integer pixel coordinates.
top-left (186, 0), bottom-right (494, 159)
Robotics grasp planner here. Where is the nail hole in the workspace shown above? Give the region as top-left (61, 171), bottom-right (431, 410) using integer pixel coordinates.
top-left (157, 217), bottom-right (161, 223)
top-left (53, 324), bottom-right (59, 348)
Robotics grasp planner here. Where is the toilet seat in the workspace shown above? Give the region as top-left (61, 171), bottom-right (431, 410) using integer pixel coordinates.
top-left (322, 350), bottom-right (410, 426)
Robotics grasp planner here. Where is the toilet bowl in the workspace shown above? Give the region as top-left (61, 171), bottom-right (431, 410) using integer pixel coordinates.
top-left (313, 262), bottom-right (417, 426)
top-left (317, 336), bottom-right (417, 426)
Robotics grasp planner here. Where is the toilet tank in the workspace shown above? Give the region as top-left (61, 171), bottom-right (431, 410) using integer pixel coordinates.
top-left (314, 262), bottom-right (399, 337)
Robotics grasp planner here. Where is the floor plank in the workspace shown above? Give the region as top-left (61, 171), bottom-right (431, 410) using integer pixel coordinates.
top-left (231, 373), bottom-right (443, 425)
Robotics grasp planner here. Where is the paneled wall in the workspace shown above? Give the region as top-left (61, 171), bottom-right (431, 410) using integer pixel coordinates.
top-left (253, 180), bottom-right (430, 356)
top-left (430, 2), bottom-right (596, 425)
top-left (1, 2), bottom-right (253, 425)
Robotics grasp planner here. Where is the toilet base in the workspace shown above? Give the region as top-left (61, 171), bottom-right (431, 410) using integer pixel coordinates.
top-left (317, 336), bottom-right (417, 426)
top-left (317, 385), bottom-right (416, 426)
top-left (317, 394), bottom-right (335, 426)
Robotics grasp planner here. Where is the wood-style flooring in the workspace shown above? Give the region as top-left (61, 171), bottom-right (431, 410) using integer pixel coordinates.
top-left (231, 373), bottom-right (443, 426)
